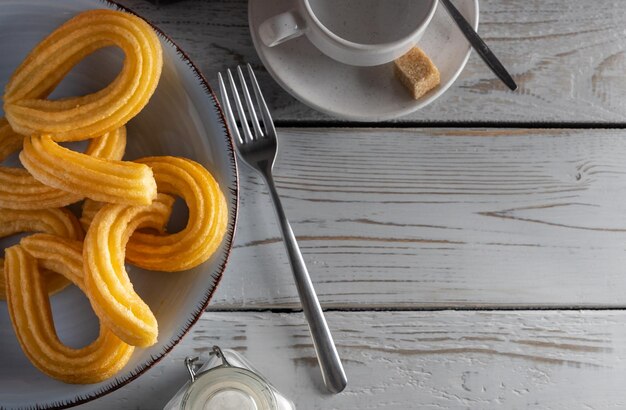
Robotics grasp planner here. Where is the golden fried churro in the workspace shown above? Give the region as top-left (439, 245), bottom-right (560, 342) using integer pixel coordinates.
top-left (85, 125), bottom-right (127, 161)
top-left (0, 207), bottom-right (83, 240)
top-left (0, 118), bottom-right (23, 158)
top-left (81, 194), bottom-right (174, 235)
top-left (0, 125), bottom-right (127, 209)
top-left (0, 207), bottom-right (83, 299)
top-left (20, 128), bottom-right (157, 206)
top-left (80, 199), bottom-right (104, 233)
top-left (83, 193), bottom-right (175, 347)
top-left (126, 157), bottom-right (228, 272)
top-left (3, 9), bottom-right (162, 141)
top-left (5, 235), bottom-right (133, 384)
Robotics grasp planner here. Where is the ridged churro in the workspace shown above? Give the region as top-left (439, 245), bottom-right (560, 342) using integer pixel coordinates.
top-left (5, 235), bottom-right (133, 384)
top-left (80, 195), bottom-right (174, 235)
top-left (3, 9), bottom-right (162, 141)
top-left (20, 128), bottom-right (157, 206)
top-left (0, 207), bottom-right (83, 299)
top-left (83, 194), bottom-right (175, 347)
top-left (127, 157), bottom-right (228, 272)
top-left (0, 124), bottom-right (127, 209)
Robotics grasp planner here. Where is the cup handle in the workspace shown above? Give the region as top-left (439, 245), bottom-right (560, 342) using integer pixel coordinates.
top-left (259, 10), bottom-right (306, 47)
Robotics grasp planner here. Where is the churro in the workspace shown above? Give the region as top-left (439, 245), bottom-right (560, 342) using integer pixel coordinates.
top-left (0, 207), bottom-right (83, 299)
top-left (0, 124), bottom-right (127, 209)
top-left (127, 157), bottom-right (228, 272)
top-left (83, 194), bottom-right (175, 347)
top-left (5, 235), bottom-right (133, 384)
top-left (3, 9), bottom-right (162, 141)
top-left (81, 195), bottom-right (174, 235)
top-left (80, 199), bottom-right (104, 233)
top-left (20, 128), bottom-right (157, 206)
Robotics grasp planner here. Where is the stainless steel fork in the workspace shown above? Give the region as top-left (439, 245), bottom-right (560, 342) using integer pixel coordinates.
top-left (218, 64), bottom-right (347, 394)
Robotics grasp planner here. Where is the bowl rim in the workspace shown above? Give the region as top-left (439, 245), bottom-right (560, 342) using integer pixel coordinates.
top-left (5, 1), bottom-right (240, 408)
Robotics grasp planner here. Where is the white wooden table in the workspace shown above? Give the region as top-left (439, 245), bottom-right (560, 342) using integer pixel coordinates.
top-left (82, 0), bottom-right (626, 408)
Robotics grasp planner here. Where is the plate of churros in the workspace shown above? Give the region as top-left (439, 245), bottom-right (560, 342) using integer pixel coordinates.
top-left (0, 1), bottom-right (237, 408)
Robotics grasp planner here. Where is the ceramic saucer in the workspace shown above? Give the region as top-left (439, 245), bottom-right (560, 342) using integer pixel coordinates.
top-left (248, 0), bottom-right (479, 121)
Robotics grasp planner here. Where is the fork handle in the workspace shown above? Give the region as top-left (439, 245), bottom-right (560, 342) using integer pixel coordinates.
top-left (266, 177), bottom-right (347, 394)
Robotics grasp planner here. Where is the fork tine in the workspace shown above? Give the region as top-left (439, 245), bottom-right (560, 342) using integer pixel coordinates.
top-left (237, 66), bottom-right (264, 139)
top-left (227, 68), bottom-right (254, 143)
top-left (246, 63), bottom-right (276, 138)
top-left (218, 72), bottom-right (243, 146)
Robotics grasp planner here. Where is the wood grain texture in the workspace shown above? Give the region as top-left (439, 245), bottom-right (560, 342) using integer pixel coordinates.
top-left (79, 310), bottom-right (626, 410)
top-left (117, 0), bottom-right (626, 123)
top-left (207, 128), bottom-right (626, 309)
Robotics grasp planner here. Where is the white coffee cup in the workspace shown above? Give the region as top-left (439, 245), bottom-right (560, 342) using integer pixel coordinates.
top-left (259, 0), bottom-right (438, 67)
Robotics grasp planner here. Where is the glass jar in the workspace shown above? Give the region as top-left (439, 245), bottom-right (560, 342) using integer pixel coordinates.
top-left (164, 346), bottom-right (295, 410)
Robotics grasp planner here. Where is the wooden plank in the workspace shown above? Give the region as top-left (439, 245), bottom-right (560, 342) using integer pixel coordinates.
top-left (79, 310), bottom-right (626, 409)
top-left (207, 128), bottom-right (626, 309)
top-left (118, 0), bottom-right (626, 123)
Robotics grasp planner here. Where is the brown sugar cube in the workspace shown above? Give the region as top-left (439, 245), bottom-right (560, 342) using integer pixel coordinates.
top-left (394, 47), bottom-right (440, 99)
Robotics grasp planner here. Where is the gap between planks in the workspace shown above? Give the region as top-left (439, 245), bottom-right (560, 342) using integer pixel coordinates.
top-left (205, 306), bottom-right (626, 313)
top-left (275, 121), bottom-right (626, 129)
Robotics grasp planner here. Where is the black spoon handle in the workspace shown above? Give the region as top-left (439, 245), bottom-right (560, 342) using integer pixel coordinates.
top-left (440, 0), bottom-right (517, 91)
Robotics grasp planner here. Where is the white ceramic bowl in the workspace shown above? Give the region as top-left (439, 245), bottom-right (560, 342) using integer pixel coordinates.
top-left (0, 1), bottom-right (238, 408)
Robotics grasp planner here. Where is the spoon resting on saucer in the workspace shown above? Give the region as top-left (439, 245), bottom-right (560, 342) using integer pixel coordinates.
top-left (440, 0), bottom-right (517, 91)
